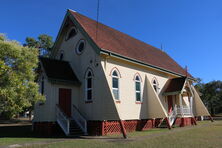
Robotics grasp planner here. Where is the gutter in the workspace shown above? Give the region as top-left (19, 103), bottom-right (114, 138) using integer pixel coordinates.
top-left (100, 49), bottom-right (196, 81)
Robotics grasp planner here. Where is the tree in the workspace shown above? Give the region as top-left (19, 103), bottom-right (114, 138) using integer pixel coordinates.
top-left (0, 35), bottom-right (44, 119)
top-left (195, 79), bottom-right (222, 115)
top-left (24, 34), bottom-right (54, 56)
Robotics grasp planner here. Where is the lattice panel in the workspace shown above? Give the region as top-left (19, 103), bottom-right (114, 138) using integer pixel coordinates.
top-left (104, 121), bottom-right (122, 134)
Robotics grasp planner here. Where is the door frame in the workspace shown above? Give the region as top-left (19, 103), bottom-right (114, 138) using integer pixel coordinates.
top-left (59, 88), bottom-right (72, 117)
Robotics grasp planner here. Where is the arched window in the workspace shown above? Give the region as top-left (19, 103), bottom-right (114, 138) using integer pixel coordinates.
top-left (85, 69), bottom-right (93, 101)
top-left (59, 50), bottom-right (64, 60)
top-left (152, 78), bottom-right (159, 93)
top-left (65, 27), bottom-right (77, 41)
top-left (135, 75), bottom-right (142, 102)
top-left (112, 70), bottom-right (120, 100)
top-left (41, 76), bottom-right (44, 95)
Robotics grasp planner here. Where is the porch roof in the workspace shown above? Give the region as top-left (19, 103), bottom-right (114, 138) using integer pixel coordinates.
top-left (39, 57), bottom-right (80, 85)
top-left (163, 77), bottom-right (186, 95)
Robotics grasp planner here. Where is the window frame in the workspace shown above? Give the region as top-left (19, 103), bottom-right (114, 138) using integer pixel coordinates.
top-left (85, 69), bottom-right (93, 102)
top-left (76, 39), bottom-right (86, 55)
top-left (65, 26), bottom-right (77, 41)
top-left (41, 76), bottom-right (44, 95)
top-left (111, 69), bottom-right (120, 101)
top-left (134, 75), bottom-right (142, 102)
top-left (152, 78), bottom-right (159, 94)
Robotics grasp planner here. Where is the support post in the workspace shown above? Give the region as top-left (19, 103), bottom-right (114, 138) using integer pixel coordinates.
top-left (119, 120), bottom-right (127, 139)
top-left (165, 117), bottom-right (171, 130)
top-left (209, 116), bottom-right (214, 122)
top-left (191, 117), bottom-right (197, 125)
top-left (179, 94), bottom-right (183, 116)
top-left (101, 121), bottom-right (105, 136)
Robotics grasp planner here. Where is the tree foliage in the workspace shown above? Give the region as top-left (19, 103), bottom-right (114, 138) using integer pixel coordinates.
top-left (24, 34), bottom-right (54, 56)
top-left (195, 79), bottom-right (222, 115)
top-left (0, 35), bottom-right (44, 119)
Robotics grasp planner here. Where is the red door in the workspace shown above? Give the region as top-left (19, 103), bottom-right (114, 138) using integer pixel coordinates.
top-left (168, 96), bottom-right (173, 114)
top-left (59, 88), bottom-right (71, 117)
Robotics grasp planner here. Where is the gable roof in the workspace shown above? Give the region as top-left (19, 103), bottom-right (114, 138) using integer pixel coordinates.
top-left (69, 10), bottom-right (192, 78)
top-left (164, 77), bottom-right (186, 95)
top-left (40, 57), bottom-right (80, 85)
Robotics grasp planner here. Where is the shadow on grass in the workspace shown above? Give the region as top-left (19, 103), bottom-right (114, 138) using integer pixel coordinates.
top-left (0, 124), bottom-right (69, 139)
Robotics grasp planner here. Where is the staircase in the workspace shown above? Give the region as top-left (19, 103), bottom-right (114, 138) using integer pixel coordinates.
top-left (55, 104), bottom-right (87, 136)
top-left (158, 118), bottom-right (168, 128)
top-left (69, 120), bottom-right (85, 136)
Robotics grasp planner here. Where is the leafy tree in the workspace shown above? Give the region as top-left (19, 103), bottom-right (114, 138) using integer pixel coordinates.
top-left (24, 34), bottom-right (54, 56)
top-left (0, 35), bottom-right (44, 119)
top-left (195, 79), bottom-right (222, 115)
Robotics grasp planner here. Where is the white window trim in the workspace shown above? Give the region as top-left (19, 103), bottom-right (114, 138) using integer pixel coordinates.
top-left (152, 79), bottom-right (159, 94)
top-left (112, 70), bottom-right (120, 100)
top-left (85, 70), bottom-right (93, 101)
top-left (135, 76), bottom-right (142, 102)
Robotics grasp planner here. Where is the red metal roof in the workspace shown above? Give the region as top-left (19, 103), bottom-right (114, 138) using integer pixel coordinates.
top-left (69, 10), bottom-right (191, 77)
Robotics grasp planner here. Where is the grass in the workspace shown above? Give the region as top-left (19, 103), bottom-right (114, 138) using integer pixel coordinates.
top-left (1, 120), bottom-right (222, 148)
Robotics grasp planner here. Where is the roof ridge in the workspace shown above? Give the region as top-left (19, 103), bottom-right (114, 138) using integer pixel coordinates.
top-left (70, 10), bottom-right (165, 53)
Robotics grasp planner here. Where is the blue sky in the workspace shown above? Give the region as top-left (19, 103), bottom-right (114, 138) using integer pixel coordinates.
top-left (1, 0), bottom-right (221, 82)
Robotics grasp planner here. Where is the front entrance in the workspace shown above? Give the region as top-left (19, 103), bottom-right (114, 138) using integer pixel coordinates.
top-left (59, 88), bottom-right (72, 117)
top-left (168, 96), bottom-right (173, 114)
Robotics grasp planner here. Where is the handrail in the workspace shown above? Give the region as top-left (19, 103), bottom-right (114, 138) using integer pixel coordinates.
top-left (168, 105), bottom-right (177, 126)
top-left (72, 105), bottom-right (88, 135)
top-left (55, 104), bottom-right (70, 135)
top-left (176, 105), bottom-right (192, 116)
top-left (72, 104), bottom-right (87, 119)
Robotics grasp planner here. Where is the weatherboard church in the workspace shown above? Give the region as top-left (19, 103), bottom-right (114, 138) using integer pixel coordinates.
top-left (33, 9), bottom-right (211, 136)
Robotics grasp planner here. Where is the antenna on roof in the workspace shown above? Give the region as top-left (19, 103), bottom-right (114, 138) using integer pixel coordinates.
top-left (160, 43), bottom-right (164, 52)
top-left (96, 0), bottom-right (100, 41)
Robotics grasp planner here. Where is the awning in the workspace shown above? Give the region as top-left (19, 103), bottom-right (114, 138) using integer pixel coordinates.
top-left (163, 77), bottom-right (186, 96)
top-left (39, 57), bottom-right (80, 85)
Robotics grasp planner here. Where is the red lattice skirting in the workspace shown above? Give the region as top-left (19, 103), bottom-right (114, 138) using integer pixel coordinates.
top-left (87, 119), bottom-right (155, 136)
top-left (174, 117), bottom-right (196, 127)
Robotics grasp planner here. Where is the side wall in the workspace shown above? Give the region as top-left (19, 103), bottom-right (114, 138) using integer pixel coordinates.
top-left (100, 57), bottom-right (174, 120)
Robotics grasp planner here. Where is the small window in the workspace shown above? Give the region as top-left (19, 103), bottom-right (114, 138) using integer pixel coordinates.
top-left (76, 39), bottom-right (85, 55)
top-left (41, 76), bottom-right (44, 95)
top-left (65, 27), bottom-right (77, 41)
top-left (59, 50), bottom-right (64, 60)
top-left (85, 69), bottom-right (93, 101)
top-left (112, 70), bottom-right (120, 100)
top-left (135, 75), bottom-right (141, 102)
top-left (153, 78), bottom-right (159, 93)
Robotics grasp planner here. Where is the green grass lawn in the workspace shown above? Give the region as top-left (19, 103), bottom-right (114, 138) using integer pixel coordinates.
top-left (1, 120), bottom-right (222, 148)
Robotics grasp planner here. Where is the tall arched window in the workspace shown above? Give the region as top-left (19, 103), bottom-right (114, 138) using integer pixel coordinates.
top-left (152, 78), bottom-right (159, 93)
top-left (135, 75), bottom-right (142, 102)
top-left (85, 69), bottom-right (93, 101)
top-left (41, 76), bottom-right (44, 95)
top-left (112, 70), bottom-right (120, 100)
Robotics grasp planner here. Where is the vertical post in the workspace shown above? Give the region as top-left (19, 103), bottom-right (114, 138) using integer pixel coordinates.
top-left (190, 96), bottom-right (193, 115)
top-left (119, 120), bottom-right (127, 139)
top-left (179, 94), bottom-right (183, 116)
top-left (209, 116), bottom-right (214, 122)
top-left (101, 121), bottom-right (105, 136)
top-left (165, 117), bottom-right (171, 129)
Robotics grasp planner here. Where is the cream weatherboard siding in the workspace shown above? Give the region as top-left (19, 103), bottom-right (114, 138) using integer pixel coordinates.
top-left (100, 56), bottom-right (171, 120)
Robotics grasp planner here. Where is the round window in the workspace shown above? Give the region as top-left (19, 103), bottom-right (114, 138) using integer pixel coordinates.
top-left (76, 39), bottom-right (85, 55)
